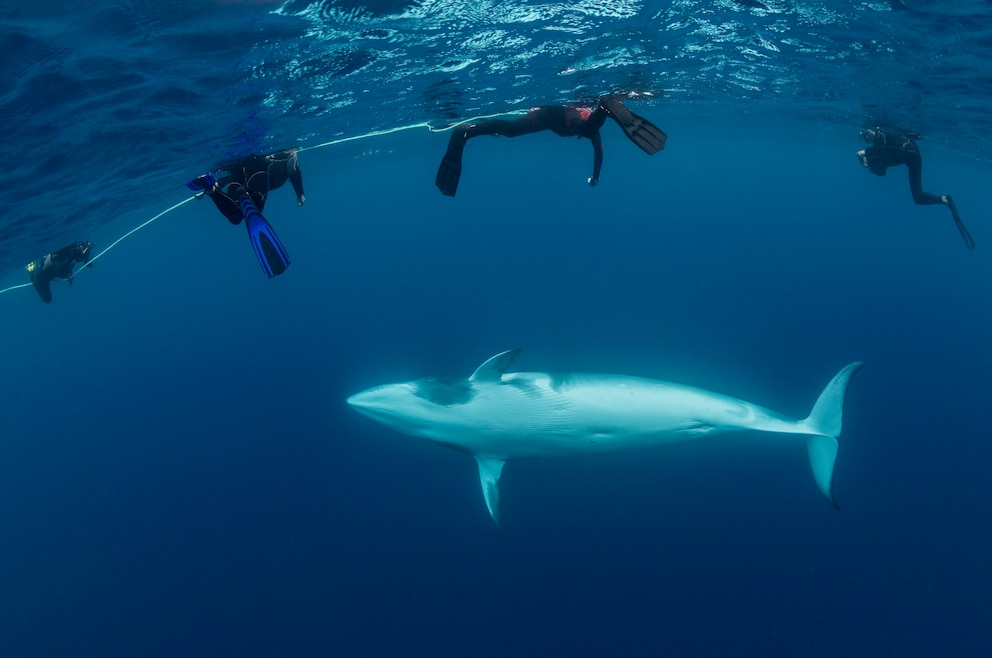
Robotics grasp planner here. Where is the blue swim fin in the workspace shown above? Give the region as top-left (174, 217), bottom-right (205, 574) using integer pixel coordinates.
top-left (239, 194), bottom-right (291, 277)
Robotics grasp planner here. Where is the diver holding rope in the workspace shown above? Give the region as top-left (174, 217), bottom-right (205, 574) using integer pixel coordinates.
top-left (25, 241), bottom-right (94, 304)
top-left (187, 148), bottom-right (306, 277)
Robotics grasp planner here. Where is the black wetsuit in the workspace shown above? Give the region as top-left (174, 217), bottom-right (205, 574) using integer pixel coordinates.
top-left (207, 149), bottom-right (305, 225)
top-left (859, 128), bottom-right (975, 249)
top-left (860, 131), bottom-right (943, 205)
top-left (436, 95), bottom-right (664, 197)
top-left (27, 241), bottom-right (93, 303)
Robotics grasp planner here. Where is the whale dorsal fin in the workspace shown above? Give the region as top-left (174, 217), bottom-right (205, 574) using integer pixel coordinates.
top-left (474, 456), bottom-right (506, 527)
top-left (468, 349), bottom-right (521, 382)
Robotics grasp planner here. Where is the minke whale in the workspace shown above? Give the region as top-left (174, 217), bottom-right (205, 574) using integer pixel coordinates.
top-left (347, 350), bottom-right (863, 525)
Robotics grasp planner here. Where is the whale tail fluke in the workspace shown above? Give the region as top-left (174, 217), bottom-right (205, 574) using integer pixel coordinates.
top-left (800, 362), bottom-right (864, 509)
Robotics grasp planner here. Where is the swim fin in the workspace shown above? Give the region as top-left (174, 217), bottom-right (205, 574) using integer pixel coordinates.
top-left (435, 139), bottom-right (465, 197)
top-left (600, 96), bottom-right (667, 155)
top-left (26, 261), bottom-right (53, 303)
top-left (945, 195), bottom-right (976, 251)
top-left (239, 194), bottom-right (291, 277)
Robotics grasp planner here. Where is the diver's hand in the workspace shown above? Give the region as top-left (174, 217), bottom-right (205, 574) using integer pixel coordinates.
top-left (587, 177), bottom-right (598, 187)
top-left (297, 194), bottom-right (306, 206)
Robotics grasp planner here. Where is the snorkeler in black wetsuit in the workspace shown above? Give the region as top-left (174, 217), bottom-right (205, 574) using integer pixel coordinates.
top-left (26, 241), bottom-right (94, 304)
top-left (857, 127), bottom-right (975, 250)
top-left (187, 148), bottom-right (306, 277)
top-left (435, 95), bottom-right (666, 197)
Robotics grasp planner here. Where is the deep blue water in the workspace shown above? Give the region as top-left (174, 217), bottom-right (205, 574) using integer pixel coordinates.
top-left (2, 1), bottom-right (992, 656)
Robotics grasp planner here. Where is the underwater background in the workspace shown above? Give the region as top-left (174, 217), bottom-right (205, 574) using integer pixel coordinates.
top-left (1, 1), bottom-right (990, 656)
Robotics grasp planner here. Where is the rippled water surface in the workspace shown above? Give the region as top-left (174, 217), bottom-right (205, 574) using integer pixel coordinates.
top-left (3, 0), bottom-right (992, 269)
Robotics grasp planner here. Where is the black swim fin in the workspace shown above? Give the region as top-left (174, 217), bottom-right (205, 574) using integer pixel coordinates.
top-left (601, 96), bottom-right (667, 155)
top-left (239, 194), bottom-right (291, 277)
top-left (945, 196), bottom-right (976, 251)
top-left (26, 261), bottom-right (53, 303)
top-left (436, 133), bottom-right (468, 197)
top-left (435, 150), bottom-right (463, 197)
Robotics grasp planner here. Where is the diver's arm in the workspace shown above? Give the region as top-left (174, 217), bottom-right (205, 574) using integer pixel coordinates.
top-left (282, 150), bottom-right (305, 205)
top-left (288, 164), bottom-right (305, 206)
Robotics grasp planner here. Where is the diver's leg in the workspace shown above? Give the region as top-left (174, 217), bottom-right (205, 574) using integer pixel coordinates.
top-left (435, 113), bottom-right (548, 196)
top-left (208, 186), bottom-right (245, 225)
top-left (466, 113), bottom-right (545, 139)
top-left (243, 157), bottom-right (271, 210)
top-left (905, 152), bottom-right (943, 206)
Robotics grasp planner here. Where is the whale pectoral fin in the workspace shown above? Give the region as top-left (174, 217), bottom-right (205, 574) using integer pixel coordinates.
top-left (474, 456), bottom-right (506, 527)
top-left (468, 349), bottom-right (522, 382)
